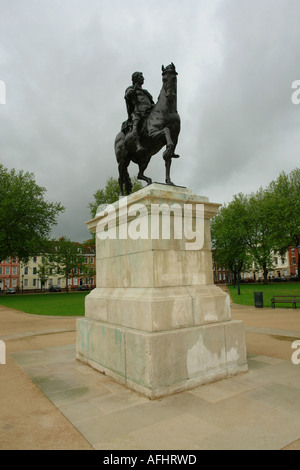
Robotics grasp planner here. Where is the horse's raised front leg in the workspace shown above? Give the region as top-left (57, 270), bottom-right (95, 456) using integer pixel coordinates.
top-left (149, 127), bottom-right (174, 156)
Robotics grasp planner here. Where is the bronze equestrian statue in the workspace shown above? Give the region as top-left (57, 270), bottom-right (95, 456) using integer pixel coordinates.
top-left (115, 63), bottom-right (181, 195)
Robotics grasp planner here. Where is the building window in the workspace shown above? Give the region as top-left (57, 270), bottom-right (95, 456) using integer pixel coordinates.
top-left (24, 279), bottom-right (28, 287)
top-left (291, 247), bottom-right (295, 255)
top-left (33, 267), bottom-right (37, 275)
top-left (32, 256), bottom-right (37, 263)
top-left (12, 267), bottom-right (17, 275)
top-left (5, 267), bottom-right (10, 275)
top-left (24, 267), bottom-right (29, 275)
top-left (12, 279), bottom-right (17, 287)
top-left (33, 279), bottom-right (36, 287)
top-left (5, 279), bottom-right (10, 287)
top-left (73, 277), bottom-right (78, 286)
top-left (292, 257), bottom-right (296, 265)
top-left (90, 257), bottom-right (94, 264)
top-left (274, 257), bottom-right (278, 265)
top-left (12, 257), bottom-right (17, 263)
top-left (0, 267), bottom-right (2, 275)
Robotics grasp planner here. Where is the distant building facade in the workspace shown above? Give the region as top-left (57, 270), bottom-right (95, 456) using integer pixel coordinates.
top-left (288, 246), bottom-right (299, 277)
top-left (212, 247), bottom-right (298, 284)
top-left (0, 256), bottom-right (19, 291)
top-left (19, 243), bottom-right (96, 292)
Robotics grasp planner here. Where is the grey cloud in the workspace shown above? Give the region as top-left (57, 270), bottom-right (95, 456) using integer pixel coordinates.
top-left (0, 0), bottom-right (299, 241)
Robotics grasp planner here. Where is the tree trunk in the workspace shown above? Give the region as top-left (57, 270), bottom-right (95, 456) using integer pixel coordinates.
top-left (263, 266), bottom-right (268, 284)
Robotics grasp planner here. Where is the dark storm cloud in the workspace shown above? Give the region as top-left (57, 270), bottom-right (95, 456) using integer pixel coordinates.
top-left (0, 0), bottom-right (299, 241)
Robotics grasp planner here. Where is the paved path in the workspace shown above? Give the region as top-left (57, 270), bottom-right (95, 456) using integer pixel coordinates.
top-left (1, 302), bottom-right (300, 450)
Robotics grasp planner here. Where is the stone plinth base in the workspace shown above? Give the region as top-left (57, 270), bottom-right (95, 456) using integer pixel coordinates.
top-left (76, 316), bottom-right (247, 399)
top-left (76, 183), bottom-right (247, 398)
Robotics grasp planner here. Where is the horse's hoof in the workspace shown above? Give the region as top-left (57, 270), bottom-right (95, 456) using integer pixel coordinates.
top-left (172, 154), bottom-right (180, 159)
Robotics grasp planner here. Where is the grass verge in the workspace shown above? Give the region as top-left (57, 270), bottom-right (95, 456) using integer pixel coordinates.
top-left (228, 283), bottom-right (300, 308)
top-left (0, 292), bottom-right (88, 316)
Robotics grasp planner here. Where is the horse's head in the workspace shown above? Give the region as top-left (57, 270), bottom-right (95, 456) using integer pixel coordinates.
top-left (161, 63), bottom-right (178, 102)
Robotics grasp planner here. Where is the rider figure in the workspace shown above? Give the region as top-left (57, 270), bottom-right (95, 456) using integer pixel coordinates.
top-left (124, 71), bottom-right (154, 153)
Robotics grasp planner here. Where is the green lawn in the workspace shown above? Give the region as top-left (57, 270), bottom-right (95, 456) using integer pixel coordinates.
top-left (1, 283), bottom-right (299, 315)
top-left (0, 292), bottom-right (89, 316)
top-left (228, 282), bottom-right (300, 308)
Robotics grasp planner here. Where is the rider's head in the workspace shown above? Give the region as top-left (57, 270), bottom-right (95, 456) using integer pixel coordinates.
top-left (132, 72), bottom-right (144, 86)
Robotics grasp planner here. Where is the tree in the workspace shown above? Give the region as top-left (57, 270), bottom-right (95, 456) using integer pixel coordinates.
top-left (88, 176), bottom-right (143, 219)
top-left (48, 237), bottom-right (85, 292)
top-left (266, 168), bottom-right (300, 280)
top-left (212, 168), bottom-right (300, 284)
top-left (36, 256), bottom-right (51, 292)
top-left (0, 164), bottom-right (64, 261)
top-left (245, 188), bottom-right (276, 284)
top-left (211, 193), bottom-right (252, 283)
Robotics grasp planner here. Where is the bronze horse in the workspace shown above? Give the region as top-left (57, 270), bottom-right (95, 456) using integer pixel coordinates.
top-left (115, 63), bottom-right (181, 195)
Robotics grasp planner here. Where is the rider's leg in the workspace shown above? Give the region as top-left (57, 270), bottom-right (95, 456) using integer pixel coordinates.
top-left (131, 118), bottom-right (144, 153)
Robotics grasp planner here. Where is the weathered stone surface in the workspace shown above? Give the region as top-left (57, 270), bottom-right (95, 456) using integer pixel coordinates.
top-left (76, 184), bottom-right (248, 398)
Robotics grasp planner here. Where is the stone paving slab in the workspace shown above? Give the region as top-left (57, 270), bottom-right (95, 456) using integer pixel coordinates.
top-left (10, 344), bottom-right (300, 450)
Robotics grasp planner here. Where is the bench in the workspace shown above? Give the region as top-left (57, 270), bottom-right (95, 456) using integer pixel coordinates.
top-left (271, 295), bottom-right (300, 309)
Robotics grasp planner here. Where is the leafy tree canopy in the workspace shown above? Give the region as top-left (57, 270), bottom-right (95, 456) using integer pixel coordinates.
top-left (47, 236), bottom-right (86, 291)
top-left (211, 168), bottom-right (299, 283)
top-left (0, 164), bottom-right (64, 262)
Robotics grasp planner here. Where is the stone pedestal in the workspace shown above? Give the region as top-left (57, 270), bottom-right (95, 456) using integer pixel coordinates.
top-left (76, 183), bottom-right (247, 398)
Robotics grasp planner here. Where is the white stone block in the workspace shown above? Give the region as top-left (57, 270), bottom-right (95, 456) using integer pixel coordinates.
top-left (77, 183), bottom-right (248, 398)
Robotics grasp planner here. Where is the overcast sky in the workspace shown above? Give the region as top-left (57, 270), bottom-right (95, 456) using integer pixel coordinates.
top-left (1, 0), bottom-right (299, 242)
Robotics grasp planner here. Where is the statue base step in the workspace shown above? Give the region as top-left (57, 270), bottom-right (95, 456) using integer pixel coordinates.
top-left (76, 316), bottom-right (247, 399)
